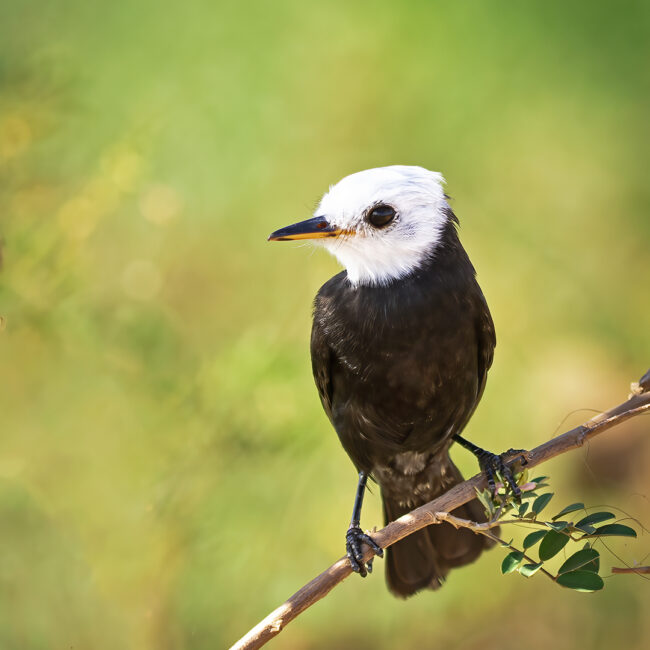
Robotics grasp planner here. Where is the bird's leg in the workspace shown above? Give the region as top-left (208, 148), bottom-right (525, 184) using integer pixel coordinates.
top-left (345, 471), bottom-right (383, 577)
top-left (452, 434), bottom-right (523, 501)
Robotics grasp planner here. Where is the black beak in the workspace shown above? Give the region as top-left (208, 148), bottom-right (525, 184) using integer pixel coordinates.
top-left (268, 216), bottom-right (346, 241)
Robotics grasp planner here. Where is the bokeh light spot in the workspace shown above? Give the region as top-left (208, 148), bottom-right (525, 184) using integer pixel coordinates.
top-left (57, 196), bottom-right (100, 240)
top-left (102, 147), bottom-right (143, 192)
top-left (139, 184), bottom-right (183, 225)
top-left (122, 260), bottom-right (162, 300)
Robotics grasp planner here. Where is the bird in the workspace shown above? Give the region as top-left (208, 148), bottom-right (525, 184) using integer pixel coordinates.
top-left (268, 165), bottom-right (519, 597)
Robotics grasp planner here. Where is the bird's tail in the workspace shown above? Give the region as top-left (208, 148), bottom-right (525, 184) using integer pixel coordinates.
top-left (382, 454), bottom-right (495, 598)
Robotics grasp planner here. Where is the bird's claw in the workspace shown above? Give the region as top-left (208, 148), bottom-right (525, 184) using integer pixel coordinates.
top-left (346, 526), bottom-right (383, 577)
top-left (478, 450), bottom-right (522, 502)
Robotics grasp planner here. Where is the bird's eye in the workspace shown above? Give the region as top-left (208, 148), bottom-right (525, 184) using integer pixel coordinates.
top-left (366, 204), bottom-right (396, 228)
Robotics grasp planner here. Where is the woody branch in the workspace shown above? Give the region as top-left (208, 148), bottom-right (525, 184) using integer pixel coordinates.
top-left (231, 370), bottom-right (650, 650)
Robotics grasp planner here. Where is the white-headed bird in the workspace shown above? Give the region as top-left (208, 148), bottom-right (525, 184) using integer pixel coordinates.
top-left (269, 166), bottom-right (518, 597)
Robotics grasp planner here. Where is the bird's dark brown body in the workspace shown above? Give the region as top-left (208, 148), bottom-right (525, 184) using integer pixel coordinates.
top-left (310, 214), bottom-right (496, 596)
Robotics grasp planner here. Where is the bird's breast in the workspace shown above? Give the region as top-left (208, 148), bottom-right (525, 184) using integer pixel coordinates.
top-left (325, 282), bottom-right (479, 427)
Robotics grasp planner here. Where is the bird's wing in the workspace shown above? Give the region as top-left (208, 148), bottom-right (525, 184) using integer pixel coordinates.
top-left (310, 317), bottom-right (335, 423)
top-left (442, 295), bottom-right (496, 443)
top-left (475, 299), bottom-right (496, 404)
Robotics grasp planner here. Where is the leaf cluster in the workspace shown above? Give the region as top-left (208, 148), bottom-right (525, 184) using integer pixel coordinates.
top-left (478, 472), bottom-right (638, 592)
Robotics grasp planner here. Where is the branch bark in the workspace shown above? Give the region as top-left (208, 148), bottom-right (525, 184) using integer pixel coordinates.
top-left (611, 566), bottom-right (650, 574)
top-left (231, 374), bottom-right (650, 650)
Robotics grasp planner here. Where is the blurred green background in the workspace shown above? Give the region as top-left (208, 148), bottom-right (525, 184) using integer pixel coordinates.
top-left (1, 1), bottom-right (649, 648)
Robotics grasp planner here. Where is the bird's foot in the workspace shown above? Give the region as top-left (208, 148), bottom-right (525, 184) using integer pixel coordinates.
top-left (453, 435), bottom-right (526, 502)
top-left (477, 449), bottom-right (522, 502)
top-left (346, 526), bottom-right (383, 577)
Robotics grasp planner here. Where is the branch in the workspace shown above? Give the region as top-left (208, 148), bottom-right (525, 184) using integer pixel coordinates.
top-left (611, 566), bottom-right (650, 574)
top-left (435, 512), bottom-right (557, 580)
top-left (231, 372), bottom-right (650, 650)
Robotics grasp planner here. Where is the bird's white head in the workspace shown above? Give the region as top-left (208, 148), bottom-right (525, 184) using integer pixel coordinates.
top-left (269, 166), bottom-right (450, 287)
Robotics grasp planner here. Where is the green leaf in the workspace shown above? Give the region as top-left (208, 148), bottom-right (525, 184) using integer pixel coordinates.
top-left (523, 530), bottom-right (547, 549)
top-left (547, 521), bottom-right (569, 531)
top-left (552, 503), bottom-right (585, 520)
top-left (531, 476), bottom-right (548, 484)
top-left (520, 492), bottom-right (539, 502)
top-left (558, 549), bottom-right (600, 575)
top-left (519, 562), bottom-right (543, 577)
top-left (518, 502), bottom-right (529, 517)
top-left (556, 570), bottom-right (604, 592)
top-left (573, 523), bottom-right (597, 535)
top-left (501, 551), bottom-right (524, 574)
top-left (475, 488), bottom-right (495, 517)
top-left (589, 523), bottom-right (637, 538)
top-left (515, 467), bottom-right (528, 485)
top-left (575, 512), bottom-right (615, 528)
top-left (539, 529), bottom-right (570, 560)
top-left (532, 493), bottom-right (554, 515)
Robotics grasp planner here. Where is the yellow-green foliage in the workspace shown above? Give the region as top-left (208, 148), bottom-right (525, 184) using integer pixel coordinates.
top-left (0, 2), bottom-right (648, 648)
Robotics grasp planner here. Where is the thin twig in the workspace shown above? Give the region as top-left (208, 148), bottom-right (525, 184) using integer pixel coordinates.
top-left (611, 566), bottom-right (650, 574)
top-left (231, 373), bottom-right (650, 650)
top-left (434, 512), bottom-right (556, 580)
